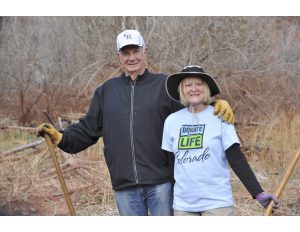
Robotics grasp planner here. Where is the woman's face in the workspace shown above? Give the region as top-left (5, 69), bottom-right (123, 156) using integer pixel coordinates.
top-left (182, 77), bottom-right (206, 106)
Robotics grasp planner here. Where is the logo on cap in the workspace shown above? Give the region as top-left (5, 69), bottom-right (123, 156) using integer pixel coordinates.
top-left (124, 33), bottom-right (132, 40)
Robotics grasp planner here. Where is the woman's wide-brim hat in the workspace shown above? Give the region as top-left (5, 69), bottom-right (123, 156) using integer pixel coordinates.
top-left (165, 65), bottom-right (220, 102)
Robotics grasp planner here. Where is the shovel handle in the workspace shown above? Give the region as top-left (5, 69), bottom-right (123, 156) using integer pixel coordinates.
top-left (264, 148), bottom-right (300, 216)
top-left (264, 200), bottom-right (275, 216)
top-left (45, 134), bottom-right (76, 216)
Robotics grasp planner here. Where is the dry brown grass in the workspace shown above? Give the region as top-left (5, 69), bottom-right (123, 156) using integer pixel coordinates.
top-left (0, 131), bottom-right (117, 216)
top-left (233, 111), bottom-right (300, 216)
top-left (0, 112), bottom-right (299, 216)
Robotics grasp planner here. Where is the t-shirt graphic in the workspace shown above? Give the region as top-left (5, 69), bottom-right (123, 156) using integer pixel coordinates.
top-left (178, 124), bottom-right (205, 150)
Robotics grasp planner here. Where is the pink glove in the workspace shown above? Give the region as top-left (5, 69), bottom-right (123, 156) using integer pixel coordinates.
top-left (256, 192), bottom-right (280, 210)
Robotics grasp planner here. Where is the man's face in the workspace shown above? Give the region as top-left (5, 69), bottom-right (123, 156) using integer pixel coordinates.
top-left (118, 45), bottom-right (147, 76)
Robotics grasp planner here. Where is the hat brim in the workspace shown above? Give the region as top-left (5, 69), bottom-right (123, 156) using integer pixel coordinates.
top-left (166, 72), bottom-right (220, 102)
top-left (118, 43), bottom-right (143, 51)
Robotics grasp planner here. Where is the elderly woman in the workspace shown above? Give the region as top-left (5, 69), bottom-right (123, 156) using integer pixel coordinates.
top-left (162, 65), bottom-right (280, 216)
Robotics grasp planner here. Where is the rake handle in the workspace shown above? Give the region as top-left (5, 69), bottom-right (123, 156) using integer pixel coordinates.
top-left (264, 148), bottom-right (300, 216)
top-left (45, 134), bottom-right (76, 216)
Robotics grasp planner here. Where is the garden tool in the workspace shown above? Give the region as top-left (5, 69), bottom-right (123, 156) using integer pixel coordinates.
top-left (264, 148), bottom-right (300, 216)
top-left (45, 134), bottom-right (76, 216)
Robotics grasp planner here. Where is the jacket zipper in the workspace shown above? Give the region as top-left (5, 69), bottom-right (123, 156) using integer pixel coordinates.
top-left (130, 81), bottom-right (139, 183)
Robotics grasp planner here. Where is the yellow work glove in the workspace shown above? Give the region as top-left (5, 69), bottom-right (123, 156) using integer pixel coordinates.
top-left (36, 123), bottom-right (62, 146)
top-left (214, 99), bottom-right (235, 124)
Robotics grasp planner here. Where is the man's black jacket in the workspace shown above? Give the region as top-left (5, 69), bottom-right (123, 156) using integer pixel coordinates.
top-left (58, 69), bottom-right (181, 190)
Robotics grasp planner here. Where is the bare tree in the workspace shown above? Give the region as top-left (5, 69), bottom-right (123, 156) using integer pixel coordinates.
top-left (0, 16), bottom-right (299, 125)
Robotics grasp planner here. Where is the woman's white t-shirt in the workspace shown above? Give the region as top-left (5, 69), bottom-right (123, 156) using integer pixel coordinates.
top-left (162, 105), bottom-right (239, 212)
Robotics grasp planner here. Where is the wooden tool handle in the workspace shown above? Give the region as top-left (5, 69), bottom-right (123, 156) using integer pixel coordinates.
top-left (45, 134), bottom-right (76, 216)
top-left (264, 149), bottom-right (300, 216)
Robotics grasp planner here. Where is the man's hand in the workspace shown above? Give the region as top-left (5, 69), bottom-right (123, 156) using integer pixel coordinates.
top-left (256, 192), bottom-right (280, 211)
top-left (214, 99), bottom-right (235, 124)
top-left (36, 123), bottom-right (62, 146)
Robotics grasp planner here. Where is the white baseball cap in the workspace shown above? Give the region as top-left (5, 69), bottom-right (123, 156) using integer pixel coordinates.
top-left (116, 29), bottom-right (145, 52)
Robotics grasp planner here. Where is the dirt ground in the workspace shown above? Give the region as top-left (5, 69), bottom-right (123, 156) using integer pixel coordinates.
top-left (1, 135), bottom-right (299, 216)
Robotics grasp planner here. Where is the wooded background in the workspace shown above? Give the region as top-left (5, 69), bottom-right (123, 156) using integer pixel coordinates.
top-left (1, 16), bottom-right (300, 216)
top-left (1, 16), bottom-right (300, 126)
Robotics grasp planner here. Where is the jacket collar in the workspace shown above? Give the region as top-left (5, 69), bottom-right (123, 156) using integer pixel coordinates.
top-left (122, 69), bottom-right (149, 84)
